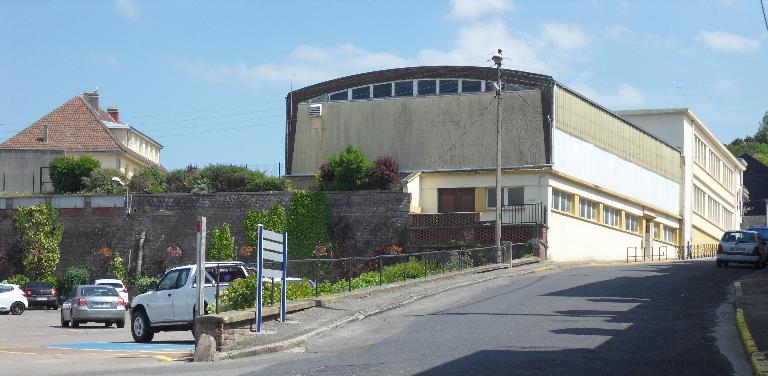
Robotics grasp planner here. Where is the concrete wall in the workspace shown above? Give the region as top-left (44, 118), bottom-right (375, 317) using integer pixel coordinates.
top-left (0, 192), bottom-right (410, 280)
top-left (291, 90), bottom-right (546, 176)
top-left (0, 149), bottom-right (64, 193)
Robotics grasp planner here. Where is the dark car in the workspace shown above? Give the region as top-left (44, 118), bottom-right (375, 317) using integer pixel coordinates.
top-left (24, 281), bottom-right (58, 309)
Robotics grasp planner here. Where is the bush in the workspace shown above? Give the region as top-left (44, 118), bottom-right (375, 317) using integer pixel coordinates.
top-left (208, 223), bottom-right (235, 261)
top-left (134, 276), bottom-right (160, 295)
top-left (60, 266), bottom-right (90, 296)
top-left (108, 254), bottom-right (126, 281)
top-left (317, 145), bottom-right (372, 191)
top-left (6, 274), bottom-right (29, 287)
top-left (166, 165), bottom-right (199, 193)
top-left (82, 168), bottom-right (128, 194)
top-left (247, 175), bottom-right (291, 192)
top-left (287, 191), bottom-right (332, 260)
top-left (219, 274), bottom-right (260, 310)
top-left (129, 165), bottom-right (167, 193)
top-left (368, 155), bottom-right (400, 190)
top-left (15, 204), bottom-right (63, 281)
top-left (199, 164), bottom-right (253, 192)
top-left (49, 156), bottom-right (101, 193)
top-left (245, 204), bottom-right (287, 245)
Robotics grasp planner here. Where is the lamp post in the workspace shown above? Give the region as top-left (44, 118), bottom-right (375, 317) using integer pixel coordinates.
top-left (111, 176), bottom-right (130, 215)
top-left (491, 49), bottom-right (504, 261)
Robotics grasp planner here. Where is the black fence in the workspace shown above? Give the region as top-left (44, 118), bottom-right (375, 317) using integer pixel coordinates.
top-left (501, 202), bottom-right (547, 225)
top-left (264, 246), bottom-right (509, 298)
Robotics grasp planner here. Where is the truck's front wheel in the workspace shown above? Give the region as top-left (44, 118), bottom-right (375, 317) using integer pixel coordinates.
top-left (131, 309), bottom-right (154, 343)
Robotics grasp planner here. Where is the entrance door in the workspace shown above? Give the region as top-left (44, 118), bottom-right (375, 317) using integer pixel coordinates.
top-left (437, 188), bottom-right (475, 213)
top-left (644, 221), bottom-right (653, 258)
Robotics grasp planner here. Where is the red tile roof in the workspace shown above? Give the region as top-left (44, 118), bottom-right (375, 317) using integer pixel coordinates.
top-left (0, 95), bottom-right (122, 152)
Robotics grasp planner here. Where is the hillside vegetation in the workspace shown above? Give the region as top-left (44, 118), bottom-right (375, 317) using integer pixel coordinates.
top-left (725, 111), bottom-right (768, 164)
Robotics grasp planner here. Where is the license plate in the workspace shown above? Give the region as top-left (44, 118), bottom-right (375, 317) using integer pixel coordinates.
top-left (35, 297), bottom-right (46, 301)
top-left (94, 303), bottom-right (110, 307)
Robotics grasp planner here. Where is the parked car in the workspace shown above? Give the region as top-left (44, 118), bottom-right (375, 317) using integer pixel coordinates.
top-left (24, 281), bottom-right (58, 309)
top-left (94, 279), bottom-right (129, 304)
top-left (717, 230), bottom-right (768, 269)
top-left (60, 285), bottom-right (126, 328)
top-left (0, 284), bottom-right (28, 315)
top-left (129, 261), bottom-right (249, 342)
top-left (747, 226), bottom-right (768, 240)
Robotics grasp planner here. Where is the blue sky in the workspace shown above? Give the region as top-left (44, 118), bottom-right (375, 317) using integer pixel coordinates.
top-left (1, 0), bottom-right (767, 172)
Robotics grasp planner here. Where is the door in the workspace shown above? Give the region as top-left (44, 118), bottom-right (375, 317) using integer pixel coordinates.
top-left (644, 221), bottom-right (653, 258)
top-left (438, 188), bottom-right (475, 213)
top-left (148, 269), bottom-right (185, 323)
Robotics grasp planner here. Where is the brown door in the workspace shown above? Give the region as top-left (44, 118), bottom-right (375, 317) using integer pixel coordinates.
top-left (438, 188), bottom-right (475, 213)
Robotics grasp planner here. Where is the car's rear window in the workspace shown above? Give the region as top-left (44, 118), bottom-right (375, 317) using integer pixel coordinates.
top-left (81, 286), bottom-right (119, 297)
top-left (206, 266), bottom-right (247, 283)
top-left (96, 282), bottom-right (124, 288)
top-left (722, 231), bottom-right (756, 243)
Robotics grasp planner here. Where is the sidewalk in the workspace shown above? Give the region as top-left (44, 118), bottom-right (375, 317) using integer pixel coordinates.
top-left (735, 268), bottom-right (768, 376)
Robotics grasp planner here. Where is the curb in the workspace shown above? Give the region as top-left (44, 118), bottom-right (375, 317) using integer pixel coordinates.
top-left (733, 280), bottom-right (768, 376)
top-left (213, 258), bottom-right (541, 361)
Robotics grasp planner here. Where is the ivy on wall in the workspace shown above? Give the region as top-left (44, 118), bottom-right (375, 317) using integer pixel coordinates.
top-left (14, 204), bottom-right (63, 281)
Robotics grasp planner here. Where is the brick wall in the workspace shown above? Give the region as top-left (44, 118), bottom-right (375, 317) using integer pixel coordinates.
top-left (0, 191), bottom-right (410, 279)
top-left (410, 212), bottom-right (547, 247)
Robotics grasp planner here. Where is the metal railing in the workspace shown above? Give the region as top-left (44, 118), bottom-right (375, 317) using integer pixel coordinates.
top-left (626, 246), bottom-right (669, 262)
top-left (685, 244), bottom-right (718, 259)
top-left (264, 246), bottom-right (510, 298)
top-left (501, 202), bottom-right (547, 225)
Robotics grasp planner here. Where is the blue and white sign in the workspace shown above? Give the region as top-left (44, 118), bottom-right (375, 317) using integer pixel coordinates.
top-left (256, 224), bottom-right (288, 333)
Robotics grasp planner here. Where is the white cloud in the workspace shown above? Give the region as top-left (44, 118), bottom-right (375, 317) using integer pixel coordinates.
top-left (447, 0), bottom-right (515, 20)
top-left (115, 0), bottom-right (139, 20)
top-left (605, 25), bottom-right (632, 41)
top-left (540, 23), bottom-right (590, 50)
top-left (569, 82), bottom-right (646, 109)
top-left (697, 30), bottom-right (761, 52)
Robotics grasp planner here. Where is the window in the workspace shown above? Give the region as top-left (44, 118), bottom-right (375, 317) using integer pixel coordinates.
top-left (625, 213), bottom-right (639, 233)
top-left (329, 90), bottom-right (348, 101)
top-left (462, 80), bottom-right (481, 93)
top-left (579, 198), bottom-right (597, 221)
top-left (417, 80), bottom-right (437, 95)
top-left (0, 286), bottom-right (11, 293)
top-left (351, 86), bottom-right (371, 100)
top-left (157, 268), bottom-right (190, 290)
top-left (552, 189), bottom-right (573, 213)
top-left (694, 136), bottom-right (707, 166)
top-left (663, 225), bottom-right (677, 243)
top-left (603, 206), bottom-right (620, 227)
top-left (707, 197), bottom-right (722, 225)
top-left (206, 266), bottom-right (247, 283)
top-left (372, 83), bottom-right (392, 99)
top-left (394, 81), bottom-right (413, 97)
top-left (723, 209), bottom-right (734, 229)
top-left (439, 79), bottom-right (459, 94)
top-left (81, 286), bottom-right (119, 297)
top-left (486, 187), bottom-right (524, 208)
top-left (693, 185), bottom-right (706, 215)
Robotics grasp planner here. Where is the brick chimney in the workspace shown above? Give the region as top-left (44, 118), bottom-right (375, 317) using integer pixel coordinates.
top-left (107, 107), bottom-right (119, 122)
top-left (82, 90), bottom-right (99, 111)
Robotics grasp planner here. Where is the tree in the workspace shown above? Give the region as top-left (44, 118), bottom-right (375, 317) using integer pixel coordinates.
top-left (14, 204), bottom-right (63, 281)
top-left (317, 145), bottom-right (373, 191)
top-left (368, 155), bottom-right (400, 190)
top-left (755, 111), bottom-right (768, 143)
top-left (49, 156), bottom-right (101, 193)
top-left (128, 165), bottom-right (167, 193)
top-left (208, 223), bottom-right (236, 261)
top-left (82, 168), bottom-right (128, 194)
top-left (107, 254), bottom-right (126, 281)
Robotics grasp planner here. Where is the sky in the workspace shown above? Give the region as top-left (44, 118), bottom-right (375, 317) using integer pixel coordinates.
top-left (1, 0), bottom-right (767, 173)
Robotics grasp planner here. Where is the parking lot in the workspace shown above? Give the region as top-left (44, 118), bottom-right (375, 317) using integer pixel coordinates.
top-left (0, 307), bottom-right (194, 375)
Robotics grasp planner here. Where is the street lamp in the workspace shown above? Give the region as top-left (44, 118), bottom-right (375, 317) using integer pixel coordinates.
top-left (112, 176), bottom-right (130, 215)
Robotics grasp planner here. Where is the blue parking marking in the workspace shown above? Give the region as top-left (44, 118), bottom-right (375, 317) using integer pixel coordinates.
top-left (48, 342), bottom-right (194, 352)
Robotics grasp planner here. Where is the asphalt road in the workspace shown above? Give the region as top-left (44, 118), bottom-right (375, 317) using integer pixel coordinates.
top-left (98, 260), bottom-right (755, 376)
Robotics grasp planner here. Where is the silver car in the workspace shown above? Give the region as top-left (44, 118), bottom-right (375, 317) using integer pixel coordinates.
top-left (717, 230), bottom-right (768, 269)
top-left (61, 285), bottom-right (127, 328)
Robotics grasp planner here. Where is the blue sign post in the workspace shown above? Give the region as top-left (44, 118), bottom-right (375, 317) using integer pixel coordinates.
top-left (256, 224), bottom-right (288, 333)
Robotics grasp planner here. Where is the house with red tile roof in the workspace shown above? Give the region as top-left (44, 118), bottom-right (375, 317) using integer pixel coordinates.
top-left (0, 90), bottom-right (163, 193)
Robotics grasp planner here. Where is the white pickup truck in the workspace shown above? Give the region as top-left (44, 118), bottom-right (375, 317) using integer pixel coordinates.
top-left (130, 261), bottom-right (248, 342)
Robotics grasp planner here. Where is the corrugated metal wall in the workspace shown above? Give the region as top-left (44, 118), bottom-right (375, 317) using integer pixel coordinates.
top-left (554, 86), bottom-right (681, 182)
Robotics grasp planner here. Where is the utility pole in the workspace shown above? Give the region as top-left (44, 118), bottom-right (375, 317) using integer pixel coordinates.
top-left (492, 49), bottom-right (504, 261)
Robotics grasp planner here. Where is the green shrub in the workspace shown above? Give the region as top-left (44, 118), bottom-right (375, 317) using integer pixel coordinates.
top-left (129, 165), bottom-right (167, 193)
top-left (166, 165), bottom-right (199, 193)
top-left (245, 204), bottom-right (287, 245)
top-left (208, 223), bottom-right (235, 261)
top-left (82, 168), bottom-right (128, 194)
top-left (14, 204), bottom-right (63, 281)
top-left (220, 274), bottom-right (260, 310)
top-left (108, 254), bottom-right (126, 281)
top-left (7, 274), bottom-right (29, 287)
top-left (287, 191), bottom-right (331, 259)
top-left (49, 156), bottom-right (101, 193)
top-left (134, 276), bottom-right (160, 295)
top-left (247, 175), bottom-right (291, 192)
top-left (199, 164), bottom-right (253, 192)
top-left (60, 266), bottom-right (90, 296)
top-left (318, 145), bottom-right (372, 191)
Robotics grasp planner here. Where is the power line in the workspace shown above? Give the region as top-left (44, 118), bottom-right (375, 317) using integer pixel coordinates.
top-left (761, 0), bottom-right (768, 32)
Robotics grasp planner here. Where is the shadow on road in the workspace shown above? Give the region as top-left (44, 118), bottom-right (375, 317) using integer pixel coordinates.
top-left (414, 262), bottom-right (752, 376)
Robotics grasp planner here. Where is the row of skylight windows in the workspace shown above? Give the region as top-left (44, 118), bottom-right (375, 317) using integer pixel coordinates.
top-left (314, 79), bottom-right (509, 103)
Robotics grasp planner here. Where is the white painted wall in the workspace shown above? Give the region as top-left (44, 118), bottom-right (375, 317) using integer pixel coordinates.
top-left (553, 129), bottom-right (680, 214)
top-left (547, 211), bottom-right (643, 261)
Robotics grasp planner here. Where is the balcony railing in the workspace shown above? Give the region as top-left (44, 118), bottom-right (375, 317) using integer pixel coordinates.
top-left (500, 202), bottom-right (547, 225)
